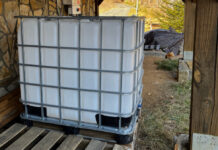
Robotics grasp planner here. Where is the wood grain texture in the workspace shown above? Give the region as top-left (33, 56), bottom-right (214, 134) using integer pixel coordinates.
top-left (184, 0), bottom-right (196, 52)
top-left (0, 123), bottom-right (27, 148)
top-left (85, 140), bottom-right (107, 150)
top-left (0, 88), bottom-right (23, 128)
top-left (6, 127), bottom-right (45, 150)
top-left (190, 0), bottom-right (218, 148)
top-left (57, 135), bottom-right (83, 150)
top-left (211, 30), bottom-right (218, 136)
top-left (0, 123), bottom-right (136, 150)
top-left (32, 130), bottom-right (63, 150)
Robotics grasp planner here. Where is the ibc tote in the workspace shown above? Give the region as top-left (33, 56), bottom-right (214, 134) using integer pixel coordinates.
top-left (17, 16), bottom-right (144, 143)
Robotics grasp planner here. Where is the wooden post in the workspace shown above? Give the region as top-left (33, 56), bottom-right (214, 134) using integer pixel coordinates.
top-left (190, 0), bottom-right (218, 149)
top-left (183, 0), bottom-right (196, 60)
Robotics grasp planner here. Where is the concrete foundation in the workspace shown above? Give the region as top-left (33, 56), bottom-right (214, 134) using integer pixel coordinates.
top-left (178, 59), bottom-right (192, 83)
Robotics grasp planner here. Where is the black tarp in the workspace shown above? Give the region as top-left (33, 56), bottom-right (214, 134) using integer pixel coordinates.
top-left (144, 29), bottom-right (184, 55)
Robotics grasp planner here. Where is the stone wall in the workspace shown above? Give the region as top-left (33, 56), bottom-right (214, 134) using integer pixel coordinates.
top-left (0, 0), bottom-right (99, 98)
top-left (82, 0), bottom-right (97, 16)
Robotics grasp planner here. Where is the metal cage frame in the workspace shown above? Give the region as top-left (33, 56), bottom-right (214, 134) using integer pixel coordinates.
top-left (16, 16), bottom-right (145, 135)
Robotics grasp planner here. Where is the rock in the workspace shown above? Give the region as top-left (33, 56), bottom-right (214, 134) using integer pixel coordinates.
top-left (28, 10), bottom-right (33, 16)
top-left (7, 35), bottom-right (14, 56)
top-left (0, 31), bottom-right (4, 38)
top-left (0, 36), bottom-right (9, 53)
top-left (50, 11), bottom-right (57, 16)
top-left (57, 0), bottom-right (62, 9)
top-left (0, 16), bottom-right (9, 33)
top-left (178, 59), bottom-right (191, 83)
top-left (3, 51), bottom-right (10, 67)
top-left (0, 1), bottom-right (2, 15)
top-left (42, 3), bottom-right (48, 15)
top-left (0, 87), bottom-right (8, 97)
top-left (14, 63), bottom-right (19, 75)
top-left (186, 61), bottom-right (193, 70)
top-left (20, 0), bottom-right (29, 4)
top-left (148, 92), bottom-right (151, 96)
top-left (14, 49), bottom-right (18, 62)
top-left (49, 5), bottom-right (56, 12)
top-left (20, 5), bottom-right (30, 16)
top-left (173, 134), bottom-right (189, 150)
top-left (49, 1), bottom-right (56, 8)
top-left (0, 61), bottom-right (3, 67)
top-left (34, 9), bottom-right (43, 16)
top-left (30, 0), bottom-right (45, 10)
top-left (4, 1), bottom-right (19, 33)
top-left (6, 79), bottom-right (18, 91)
top-left (0, 66), bottom-right (10, 80)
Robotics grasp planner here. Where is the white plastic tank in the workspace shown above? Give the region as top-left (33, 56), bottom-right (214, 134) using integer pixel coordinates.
top-left (18, 17), bottom-right (144, 125)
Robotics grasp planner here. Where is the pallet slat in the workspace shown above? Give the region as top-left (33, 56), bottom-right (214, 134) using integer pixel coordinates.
top-left (0, 123), bottom-right (27, 148)
top-left (0, 123), bottom-right (136, 150)
top-left (85, 140), bottom-right (107, 150)
top-left (32, 130), bottom-right (63, 150)
top-left (57, 135), bottom-right (83, 150)
top-left (6, 127), bottom-right (45, 150)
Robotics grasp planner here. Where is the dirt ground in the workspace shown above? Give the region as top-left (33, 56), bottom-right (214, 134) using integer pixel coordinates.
top-left (136, 56), bottom-right (191, 150)
top-left (141, 57), bottom-right (175, 107)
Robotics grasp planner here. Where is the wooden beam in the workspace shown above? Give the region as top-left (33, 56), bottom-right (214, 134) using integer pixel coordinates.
top-left (183, 0), bottom-right (196, 52)
top-left (190, 0), bottom-right (218, 149)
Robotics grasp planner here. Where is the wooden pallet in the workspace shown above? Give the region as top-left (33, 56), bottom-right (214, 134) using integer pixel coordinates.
top-left (0, 123), bottom-right (133, 150)
top-left (33, 121), bottom-right (138, 149)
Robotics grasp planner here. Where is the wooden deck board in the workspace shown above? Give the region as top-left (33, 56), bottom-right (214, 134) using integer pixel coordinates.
top-left (6, 127), bottom-right (45, 150)
top-left (85, 140), bottom-right (107, 150)
top-left (57, 135), bottom-right (83, 150)
top-left (32, 130), bottom-right (64, 150)
top-left (0, 123), bottom-right (27, 148)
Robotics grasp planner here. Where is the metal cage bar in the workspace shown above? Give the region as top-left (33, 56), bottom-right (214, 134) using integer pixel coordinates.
top-left (57, 19), bottom-right (62, 122)
top-left (98, 19), bottom-right (103, 128)
top-left (37, 18), bottom-right (45, 120)
top-left (20, 18), bottom-right (28, 117)
top-left (20, 95), bottom-right (141, 117)
top-left (15, 15), bottom-right (145, 20)
top-left (18, 55), bottom-right (144, 74)
top-left (17, 41), bottom-right (144, 52)
top-left (19, 74), bottom-right (143, 95)
top-left (132, 20), bottom-right (138, 113)
top-left (118, 19), bottom-right (125, 130)
top-left (78, 20), bottom-right (81, 125)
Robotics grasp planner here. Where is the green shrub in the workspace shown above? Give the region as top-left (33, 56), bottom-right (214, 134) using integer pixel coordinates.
top-left (155, 59), bottom-right (178, 71)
